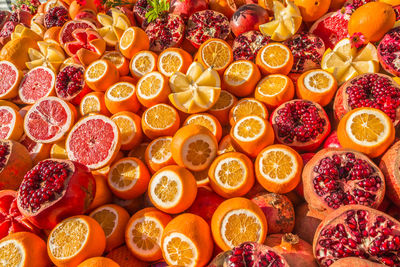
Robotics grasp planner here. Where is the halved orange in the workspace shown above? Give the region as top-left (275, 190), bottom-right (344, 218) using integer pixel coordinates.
top-left (197, 38), bottom-right (233, 74)
top-left (171, 124), bottom-right (218, 172)
top-left (255, 144), bottom-right (303, 194)
top-left (102, 51), bottom-right (130, 76)
top-left (90, 204), bottom-right (130, 252)
top-left (88, 175), bottom-right (113, 211)
top-left (141, 104), bottom-right (180, 140)
top-left (256, 43), bottom-right (294, 75)
top-left (125, 207), bottom-right (172, 262)
top-left (337, 107), bottom-right (395, 158)
top-left (145, 136), bottom-right (175, 174)
top-left (209, 152), bottom-right (255, 198)
top-left (79, 91), bottom-right (110, 116)
top-left (161, 213), bottom-right (214, 266)
top-left (209, 90), bottom-right (237, 126)
top-left (255, 74), bottom-right (295, 109)
top-left (107, 157), bottom-right (151, 199)
top-left (229, 98), bottom-right (268, 126)
top-left (222, 60), bottom-right (261, 97)
top-left (230, 115), bottom-right (275, 158)
top-left (119, 27), bottom-right (150, 59)
top-left (47, 215), bottom-right (106, 267)
top-left (191, 167), bottom-right (210, 186)
top-left (0, 104), bottom-right (24, 140)
top-left (184, 113), bottom-right (222, 142)
top-left (211, 197), bottom-right (267, 251)
top-left (148, 165), bottom-right (198, 214)
top-left (85, 59), bottom-right (119, 92)
top-left (105, 82), bottom-right (141, 114)
top-left (130, 50), bottom-right (158, 79)
top-left (136, 71), bottom-right (170, 108)
top-left (111, 111), bottom-right (143, 151)
top-left (157, 48), bottom-right (192, 77)
top-left (296, 69), bottom-right (338, 107)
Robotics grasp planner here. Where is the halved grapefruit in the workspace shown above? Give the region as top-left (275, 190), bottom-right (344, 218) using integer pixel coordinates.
top-left (59, 20), bottom-right (96, 47)
top-left (0, 104), bottom-right (23, 140)
top-left (0, 61), bottom-right (22, 100)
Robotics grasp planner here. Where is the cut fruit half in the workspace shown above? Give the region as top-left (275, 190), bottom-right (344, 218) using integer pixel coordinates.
top-left (119, 27), bottom-right (149, 59)
top-left (229, 98), bottom-right (268, 126)
top-left (197, 38), bottom-right (233, 74)
top-left (255, 74), bottom-right (295, 109)
top-left (0, 61), bottom-right (22, 100)
top-left (0, 104), bottom-right (24, 140)
top-left (26, 41), bottom-right (65, 72)
top-left (79, 91), bottom-right (110, 116)
top-left (97, 8), bottom-right (131, 47)
top-left (222, 60), bottom-right (261, 97)
top-left (111, 111), bottom-right (143, 151)
top-left (256, 43), bottom-right (293, 75)
top-left (136, 71), bottom-right (170, 108)
top-left (104, 82), bottom-right (140, 114)
top-left (24, 97), bottom-right (75, 144)
top-left (209, 90), bottom-right (237, 126)
top-left (157, 48), bottom-right (192, 77)
top-left (145, 136), bottom-right (175, 174)
top-left (85, 59), bottom-right (119, 92)
top-left (142, 104), bottom-right (180, 140)
top-left (337, 107), bottom-right (395, 158)
top-left (183, 113), bottom-right (222, 142)
top-left (59, 20), bottom-right (96, 47)
top-left (101, 51), bottom-right (129, 77)
top-left (130, 50), bottom-right (158, 79)
top-left (66, 114), bottom-right (121, 170)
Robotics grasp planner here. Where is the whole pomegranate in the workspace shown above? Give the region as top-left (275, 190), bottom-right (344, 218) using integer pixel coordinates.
top-left (169, 0), bottom-right (208, 20)
top-left (232, 30), bottom-right (270, 61)
top-left (378, 27), bottom-right (400, 77)
top-left (264, 233), bottom-right (318, 267)
top-left (186, 10), bottom-right (231, 48)
top-left (283, 32), bottom-right (325, 73)
top-left (187, 187), bottom-right (225, 225)
top-left (209, 242), bottom-right (290, 266)
top-left (230, 4), bottom-right (269, 36)
top-left (380, 141), bottom-right (400, 207)
top-left (323, 131), bottom-right (342, 149)
top-left (251, 193), bottom-right (295, 234)
top-left (17, 159), bottom-right (96, 229)
top-left (303, 148), bottom-right (386, 219)
top-left (270, 99), bottom-right (331, 152)
top-left (333, 73), bottom-right (400, 125)
top-left (9, 9), bottom-right (32, 27)
top-left (313, 205), bottom-right (400, 266)
top-left (294, 203), bottom-right (322, 244)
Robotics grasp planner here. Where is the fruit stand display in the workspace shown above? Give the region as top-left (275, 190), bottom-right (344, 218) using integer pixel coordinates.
top-left (1, 0), bottom-right (400, 266)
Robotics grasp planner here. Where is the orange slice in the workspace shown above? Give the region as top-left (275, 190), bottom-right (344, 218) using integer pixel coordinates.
top-left (107, 157), bottom-right (151, 199)
top-left (145, 136), bottom-right (175, 174)
top-left (102, 51), bottom-right (130, 76)
top-left (255, 74), bottom-right (295, 109)
top-left (229, 98), bottom-right (268, 126)
top-left (141, 104), bottom-right (180, 140)
top-left (209, 152), bottom-right (255, 198)
top-left (90, 204), bottom-right (130, 252)
top-left (136, 71), bottom-right (170, 108)
top-left (157, 48), bottom-right (192, 77)
top-left (148, 165), bottom-right (197, 214)
top-left (119, 27), bottom-right (150, 59)
top-left (255, 144), bottom-right (303, 194)
top-left (111, 111), bottom-right (143, 151)
top-left (337, 107), bottom-right (395, 158)
top-left (222, 60), bottom-right (261, 97)
top-left (211, 197), bottom-right (267, 250)
top-left (209, 90), bottom-right (237, 126)
top-left (85, 59), bottom-right (119, 92)
top-left (79, 91), bottom-right (110, 116)
top-left (0, 61), bottom-right (22, 100)
top-left (0, 104), bottom-right (23, 140)
top-left (105, 82), bottom-right (140, 114)
top-left (183, 113), bottom-right (222, 142)
top-left (256, 43), bottom-right (294, 75)
top-left (171, 124), bottom-right (218, 171)
top-left (197, 38), bottom-right (233, 74)
top-left (161, 213), bottom-right (213, 267)
top-left (125, 207), bottom-right (172, 262)
top-left (47, 215), bottom-right (106, 267)
top-left (230, 115), bottom-right (275, 158)
top-left (130, 50), bottom-right (158, 79)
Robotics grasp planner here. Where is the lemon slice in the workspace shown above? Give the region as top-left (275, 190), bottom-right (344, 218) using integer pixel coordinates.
top-left (259, 0), bottom-right (302, 41)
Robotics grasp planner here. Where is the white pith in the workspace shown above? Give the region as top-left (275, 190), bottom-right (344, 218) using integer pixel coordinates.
top-left (159, 51), bottom-right (183, 76)
top-left (0, 240), bottom-right (24, 267)
top-left (131, 51), bottom-right (156, 77)
top-left (149, 170), bottom-right (183, 209)
top-left (304, 70), bottom-right (333, 93)
top-left (85, 61), bottom-right (108, 82)
top-left (148, 137), bottom-right (172, 164)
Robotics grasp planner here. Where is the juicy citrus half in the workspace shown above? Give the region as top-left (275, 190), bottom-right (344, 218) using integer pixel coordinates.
top-left (255, 74), bottom-right (295, 108)
top-left (0, 61), bottom-right (22, 100)
top-left (183, 113), bottom-right (222, 142)
top-left (198, 38), bottom-right (233, 74)
top-left (102, 51), bottom-right (130, 76)
top-left (229, 98), bottom-right (268, 126)
top-left (157, 48), bottom-right (192, 77)
top-left (130, 50), bottom-right (158, 79)
top-left (0, 104), bottom-right (23, 140)
top-left (145, 136), bottom-right (175, 174)
top-left (111, 111), bottom-right (143, 151)
top-left (119, 27), bottom-right (150, 59)
top-left (85, 59), bottom-right (119, 92)
top-left (256, 43), bottom-right (294, 75)
top-left (136, 71), bottom-right (170, 108)
top-left (209, 90), bottom-right (237, 126)
top-left (105, 82), bottom-right (140, 114)
top-left (142, 104), bottom-right (180, 140)
top-left (79, 92), bottom-right (110, 116)
top-left (223, 60), bottom-right (261, 97)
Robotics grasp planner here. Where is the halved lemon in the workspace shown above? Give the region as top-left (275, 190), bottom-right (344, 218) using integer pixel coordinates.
top-left (26, 41), bottom-right (65, 72)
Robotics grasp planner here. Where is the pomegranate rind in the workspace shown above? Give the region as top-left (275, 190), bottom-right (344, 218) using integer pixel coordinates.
top-left (313, 205), bottom-right (400, 266)
top-left (330, 257), bottom-right (387, 267)
top-left (380, 140), bottom-right (400, 207)
top-left (16, 159), bottom-right (95, 230)
top-left (23, 97), bottom-right (75, 144)
top-left (0, 61), bottom-right (22, 100)
top-left (303, 148), bottom-right (386, 220)
top-left (378, 27), bottom-right (400, 77)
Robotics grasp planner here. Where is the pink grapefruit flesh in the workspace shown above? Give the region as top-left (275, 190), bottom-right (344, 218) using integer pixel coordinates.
top-left (18, 67), bottom-right (55, 105)
top-left (0, 61), bottom-right (20, 100)
top-left (59, 20), bottom-right (96, 46)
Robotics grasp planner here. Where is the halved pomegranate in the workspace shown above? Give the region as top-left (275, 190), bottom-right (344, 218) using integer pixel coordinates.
top-left (313, 205), bottom-right (400, 266)
top-left (333, 73), bottom-right (400, 125)
top-left (133, 0), bottom-right (151, 27)
top-left (233, 30), bottom-right (270, 62)
top-left (303, 148), bottom-right (386, 220)
top-left (17, 159), bottom-right (95, 229)
top-left (0, 10), bottom-right (10, 31)
top-left (0, 190), bottom-right (40, 239)
top-left (270, 99), bottom-right (331, 152)
top-left (378, 27), bottom-right (400, 77)
top-left (380, 140), bottom-right (400, 208)
top-left (44, 6), bottom-right (69, 28)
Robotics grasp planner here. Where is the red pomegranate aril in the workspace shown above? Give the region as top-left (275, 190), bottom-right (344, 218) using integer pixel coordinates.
top-left (232, 30), bottom-right (270, 62)
top-left (0, 10), bottom-right (10, 31)
top-left (133, 0), bottom-right (151, 26)
top-left (44, 6), bottom-right (69, 28)
top-left (55, 64), bottom-right (89, 105)
top-left (17, 159), bottom-right (95, 229)
top-left (378, 27), bottom-right (400, 77)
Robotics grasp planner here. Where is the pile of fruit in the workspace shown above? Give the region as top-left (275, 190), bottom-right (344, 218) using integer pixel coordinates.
top-left (2, 0), bottom-right (400, 265)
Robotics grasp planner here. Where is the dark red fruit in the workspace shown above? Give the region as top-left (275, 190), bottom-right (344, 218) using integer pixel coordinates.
top-left (0, 11), bottom-right (10, 31)
top-left (270, 99), bottom-right (331, 152)
top-left (187, 187), bottom-right (224, 225)
top-left (232, 30), bottom-right (270, 61)
top-left (170, 0), bottom-right (208, 20)
top-left (294, 203), bottom-right (322, 244)
top-left (284, 32), bottom-right (325, 73)
top-left (0, 21), bottom-right (18, 47)
top-left (133, 0), bottom-right (151, 27)
top-left (323, 131), bottom-right (342, 149)
top-left (73, 9), bottom-right (101, 28)
top-left (186, 10), bottom-right (230, 48)
top-left (230, 4), bottom-right (269, 36)
top-left (313, 205), bottom-right (400, 266)
top-left (331, 257), bottom-right (388, 267)
top-left (17, 159), bottom-right (95, 229)
top-left (44, 6), bottom-right (69, 28)
top-left (251, 193), bottom-right (295, 234)
top-left (145, 13), bottom-right (185, 52)
top-left (380, 141), bottom-right (400, 207)
top-left (303, 148), bottom-right (386, 219)
top-left (378, 27), bottom-right (400, 77)
top-left (0, 190), bottom-right (40, 239)
top-left (333, 73), bottom-right (400, 125)
top-left (9, 9), bottom-right (32, 26)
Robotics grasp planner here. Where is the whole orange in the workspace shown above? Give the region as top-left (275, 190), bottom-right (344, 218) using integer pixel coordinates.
top-left (294, 0), bottom-right (331, 22)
